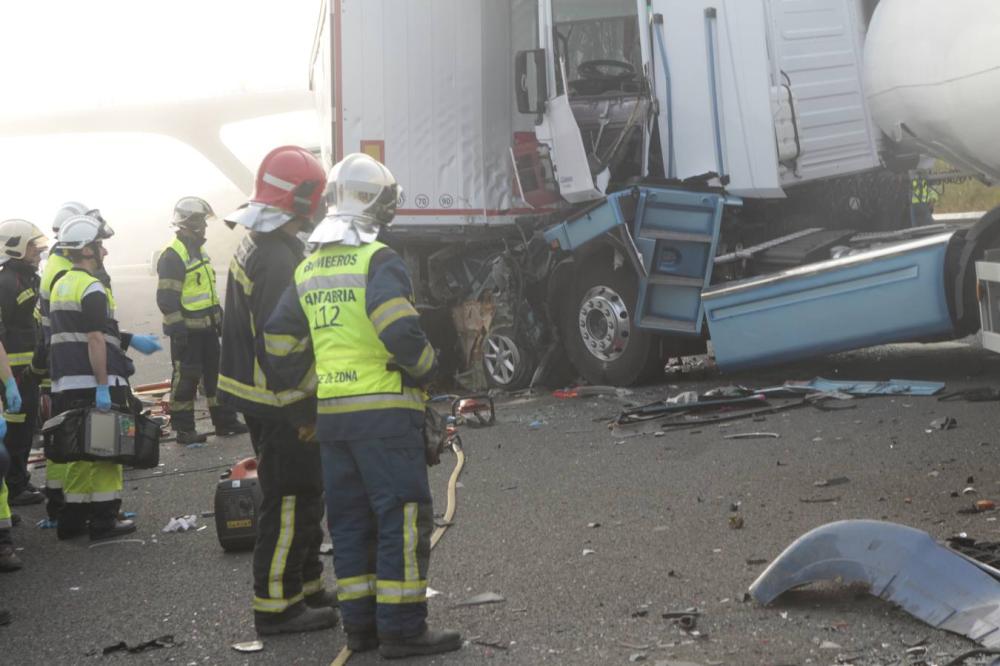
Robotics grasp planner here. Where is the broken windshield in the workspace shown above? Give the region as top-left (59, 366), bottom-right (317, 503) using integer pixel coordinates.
top-left (552, 0), bottom-right (641, 96)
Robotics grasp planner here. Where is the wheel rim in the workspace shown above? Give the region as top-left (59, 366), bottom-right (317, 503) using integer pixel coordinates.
top-left (578, 285), bottom-right (630, 362)
top-left (484, 333), bottom-right (522, 385)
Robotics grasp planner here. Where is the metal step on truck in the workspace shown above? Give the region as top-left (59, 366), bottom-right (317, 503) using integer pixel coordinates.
top-left (309, 0), bottom-right (1000, 388)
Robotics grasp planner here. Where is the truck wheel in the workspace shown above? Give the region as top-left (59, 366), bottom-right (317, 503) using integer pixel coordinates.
top-left (482, 326), bottom-right (535, 391)
top-left (560, 263), bottom-right (658, 386)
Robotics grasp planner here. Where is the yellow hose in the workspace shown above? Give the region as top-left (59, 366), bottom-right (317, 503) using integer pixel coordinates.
top-left (331, 437), bottom-right (465, 666)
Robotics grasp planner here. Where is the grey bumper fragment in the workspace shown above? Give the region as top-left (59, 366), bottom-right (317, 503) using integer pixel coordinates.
top-left (748, 520), bottom-right (1000, 647)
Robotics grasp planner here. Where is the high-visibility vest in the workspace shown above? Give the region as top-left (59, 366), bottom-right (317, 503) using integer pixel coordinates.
top-left (294, 241), bottom-right (424, 416)
top-left (49, 268), bottom-right (133, 383)
top-left (165, 238), bottom-right (220, 329)
top-left (38, 251), bottom-right (73, 340)
top-left (911, 178), bottom-right (939, 204)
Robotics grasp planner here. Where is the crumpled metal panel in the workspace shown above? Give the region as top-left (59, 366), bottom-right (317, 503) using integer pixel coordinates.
top-left (749, 520), bottom-right (1000, 647)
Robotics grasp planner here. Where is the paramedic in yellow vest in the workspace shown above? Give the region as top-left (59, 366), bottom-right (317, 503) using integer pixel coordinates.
top-left (263, 154), bottom-right (461, 659)
top-left (34, 201), bottom-right (89, 524)
top-left (156, 197), bottom-right (246, 445)
top-left (49, 214), bottom-right (160, 540)
top-left (910, 174), bottom-right (939, 227)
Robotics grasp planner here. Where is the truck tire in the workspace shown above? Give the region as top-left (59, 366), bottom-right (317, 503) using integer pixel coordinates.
top-left (559, 262), bottom-right (659, 386)
top-left (482, 326), bottom-right (536, 391)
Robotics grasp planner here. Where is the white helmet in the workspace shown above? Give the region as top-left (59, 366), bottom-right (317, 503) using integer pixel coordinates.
top-left (172, 196), bottom-right (215, 228)
top-left (55, 214), bottom-right (112, 250)
top-left (0, 219), bottom-right (48, 262)
top-left (53, 201), bottom-right (89, 233)
top-left (309, 153), bottom-right (401, 246)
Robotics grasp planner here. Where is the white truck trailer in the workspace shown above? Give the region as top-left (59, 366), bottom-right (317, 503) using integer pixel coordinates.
top-left (310, 0), bottom-right (1000, 387)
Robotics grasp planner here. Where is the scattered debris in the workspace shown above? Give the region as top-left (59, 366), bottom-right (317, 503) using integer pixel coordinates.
top-left (781, 377), bottom-right (945, 396)
top-left (587, 522), bottom-right (601, 528)
top-left (799, 496), bottom-right (841, 504)
top-left (628, 653), bottom-right (648, 663)
top-left (729, 515), bottom-right (745, 530)
top-left (930, 416), bottom-right (958, 431)
top-left (162, 515), bottom-right (199, 533)
top-left (941, 648), bottom-right (1000, 665)
top-left (453, 591), bottom-right (505, 608)
top-left (750, 520), bottom-right (1000, 649)
top-left (746, 558), bottom-right (768, 566)
top-left (937, 387), bottom-right (1000, 402)
top-left (231, 640), bottom-right (264, 653)
top-left (631, 609), bottom-right (649, 618)
top-left (35, 518), bottom-right (57, 529)
top-left (819, 640), bottom-right (842, 650)
top-left (582, 549), bottom-right (596, 556)
top-left (723, 432), bottom-right (780, 440)
top-left (964, 487), bottom-right (979, 495)
top-left (978, 500), bottom-right (996, 512)
top-left (471, 637), bottom-right (509, 650)
top-left (88, 539), bottom-right (146, 549)
top-left (102, 635), bottom-right (176, 655)
top-left (814, 477), bottom-right (851, 488)
top-left (528, 420), bottom-right (544, 430)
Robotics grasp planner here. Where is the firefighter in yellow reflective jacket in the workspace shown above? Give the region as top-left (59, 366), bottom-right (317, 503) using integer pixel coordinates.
top-left (0, 335), bottom-right (24, 573)
top-left (263, 154), bottom-right (461, 659)
top-left (49, 215), bottom-right (160, 540)
top-left (157, 197), bottom-right (247, 444)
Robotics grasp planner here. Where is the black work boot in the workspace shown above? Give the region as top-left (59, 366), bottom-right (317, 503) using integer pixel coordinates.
top-left (305, 588), bottom-right (339, 609)
top-left (89, 501), bottom-right (137, 541)
top-left (378, 627), bottom-right (462, 659)
top-left (175, 430), bottom-right (209, 445)
top-left (214, 422), bottom-right (249, 437)
top-left (56, 505), bottom-right (89, 540)
top-left (345, 626), bottom-right (379, 653)
top-left (0, 544), bottom-right (23, 572)
top-left (9, 487), bottom-right (44, 506)
top-left (255, 606), bottom-right (339, 636)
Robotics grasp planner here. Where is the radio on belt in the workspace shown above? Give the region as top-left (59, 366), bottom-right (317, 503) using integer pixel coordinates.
top-left (214, 457), bottom-right (263, 552)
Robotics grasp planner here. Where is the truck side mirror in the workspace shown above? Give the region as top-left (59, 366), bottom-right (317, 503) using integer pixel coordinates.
top-left (515, 49), bottom-right (547, 116)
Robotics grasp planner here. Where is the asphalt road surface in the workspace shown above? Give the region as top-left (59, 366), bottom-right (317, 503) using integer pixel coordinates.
top-left (4, 271), bottom-right (1000, 665)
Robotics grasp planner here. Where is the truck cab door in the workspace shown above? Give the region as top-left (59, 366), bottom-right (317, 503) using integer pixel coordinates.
top-left (533, 0), bottom-right (606, 204)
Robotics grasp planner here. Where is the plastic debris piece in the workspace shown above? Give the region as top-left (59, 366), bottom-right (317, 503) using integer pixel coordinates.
top-left (231, 640), bottom-right (264, 653)
top-left (528, 420), bottom-right (544, 429)
top-left (185, 442), bottom-right (207, 449)
top-left (103, 634), bottom-right (176, 655)
top-left (453, 591), bottom-right (505, 607)
top-left (723, 432), bottom-right (779, 440)
top-left (930, 416), bottom-right (958, 430)
top-left (729, 515), bottom-right (744, 530)
top-left (667, 391), bottom-right (699, 405)
top-left (162, 515), bottom-right (198, 533)
top-left (582, 548), bottom-right (596, 556)
top-left (629, 653), bottom-right (647, 662)
top-left (426, 587), bottom-right (441, 598)
top-left (750, 519), bottom-right (1000, 648)
top-left (819, 640), bottom-right (842, 650)
top-left (977, 500), bottom-right (996, 512)
top-left (782, 377), bottom-right (945, 396)
top-left (814, 477), bottom-right (851, 488)
top-left (587, 522), bottom-right (601, 528)
top-left (36, 518), bottom-right (57, 529)
top-left (963, 487), bottom-right (978, 495)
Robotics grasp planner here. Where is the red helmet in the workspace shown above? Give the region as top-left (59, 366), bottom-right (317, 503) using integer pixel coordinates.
top-left (224, 146), bottom-right (327, 232)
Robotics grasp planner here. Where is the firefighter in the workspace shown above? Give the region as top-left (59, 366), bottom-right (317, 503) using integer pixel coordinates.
top-left (0, 338), bottom-right (23, 572)
top-left (156, 197), bottom-right (247, 444)
top-left (263, 154), bottom-right (461, 659)
top-left (49, 214), bottom-right (161, 540)
top-left (0, 219), bottom-right (47, 508)
top-left (218, 146), bottom-right (339, 635)
top-left (34, 201), bottom-right (89, 523)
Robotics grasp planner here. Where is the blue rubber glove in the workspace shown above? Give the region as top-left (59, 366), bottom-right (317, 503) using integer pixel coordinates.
top-left (95, 384), bottom-right (112, 412)
top-left (130, 334), bottom-right (162, 355)
top-left (5, 376), bottom-right (21, 413)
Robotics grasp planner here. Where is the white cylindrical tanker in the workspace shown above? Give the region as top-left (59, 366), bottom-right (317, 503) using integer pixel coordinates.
top-left (864, 0), bottom-right (1000, 183)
